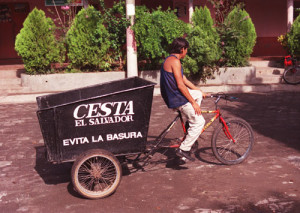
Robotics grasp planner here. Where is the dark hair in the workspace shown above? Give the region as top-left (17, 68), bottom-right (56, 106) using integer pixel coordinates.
top-left (169, 37), bottom-right (189, 54)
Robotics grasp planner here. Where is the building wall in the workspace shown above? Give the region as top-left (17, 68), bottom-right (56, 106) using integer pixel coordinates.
top-left (0, 1), bottom-right (31, 63)
top-left (152, 0), bottom-right (213, 23)
top-left (244, 0), bottom-right (287, 56)
top-left (245, 0), bottom-right (287, 37)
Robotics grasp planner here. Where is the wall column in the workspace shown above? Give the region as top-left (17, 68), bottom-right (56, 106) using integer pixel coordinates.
top-left (126, 0), bottom-right (138, 77)
top-left (287, 0), bottom-right (294, 31)
top-left (189, 0), bottom-right (194, 23)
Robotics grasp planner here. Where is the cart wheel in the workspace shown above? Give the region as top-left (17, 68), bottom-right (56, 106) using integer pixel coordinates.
top-left (71, 149), bottom-right (122, 199)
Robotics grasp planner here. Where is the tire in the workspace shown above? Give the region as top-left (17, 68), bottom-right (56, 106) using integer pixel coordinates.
top-left (212, 118), bottom-right (254, 165)
top-left (283, 66), bottom-right (300, 85)
top-left (71, 149), bottom-right (122, 199)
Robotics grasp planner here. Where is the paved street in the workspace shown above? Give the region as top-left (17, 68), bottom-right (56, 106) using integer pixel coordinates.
top-left (0, 91), bottom-right (300, 213)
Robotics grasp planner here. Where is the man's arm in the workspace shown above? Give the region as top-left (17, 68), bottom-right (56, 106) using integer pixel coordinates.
top-left (183, 75), bottom-right (206, 98)
top-left (171, 60), bottom-right (202, 115)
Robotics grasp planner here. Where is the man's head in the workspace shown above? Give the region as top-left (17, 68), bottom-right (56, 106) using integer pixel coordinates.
top-left (169, 37), bottom-right (189, 55)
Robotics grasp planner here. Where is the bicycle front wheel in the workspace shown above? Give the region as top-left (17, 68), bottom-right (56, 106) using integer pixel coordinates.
top-left (283, 66), bottom-right (300, 85)
top-left (212, 118), bottom-right (254, 165)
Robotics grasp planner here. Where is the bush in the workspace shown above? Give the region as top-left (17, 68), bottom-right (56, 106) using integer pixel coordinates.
top-left (222, 7), bottom-right (256, 66)
top-left (182, 6), bottom-right (221, 81)
top-left (15, 8), bottom-right (63, 74)
top-left (99, 0), bottom-right (130, 70)
top-left (66, 6), bottom-right (110, 71)
top-left (287, 15), bottom-right (300, 56)
top-left (133, 6), bottom-right (188, 70)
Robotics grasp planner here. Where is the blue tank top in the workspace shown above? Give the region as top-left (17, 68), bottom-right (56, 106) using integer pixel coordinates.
top-left (160, 55), bottom-right (188, 108)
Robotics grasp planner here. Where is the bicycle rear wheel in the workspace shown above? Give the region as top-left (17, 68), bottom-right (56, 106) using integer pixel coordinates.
top-left (283, 66), bottom-right (300, 85)
top-left (212, 118), bottom-right (254, 165)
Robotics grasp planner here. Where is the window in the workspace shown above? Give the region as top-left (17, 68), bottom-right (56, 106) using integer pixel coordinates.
top-left (14, 3), bottom-right (29, 13)
top-left (0, 5), bottom-right (12, 23)
top-left (45, 0), bottom-right (83, 6)
top-left (174, 2), bottom-right (187, 17)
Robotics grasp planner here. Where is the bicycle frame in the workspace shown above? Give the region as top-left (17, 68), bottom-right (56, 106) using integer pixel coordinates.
top-left (150, 108), bottom-right (235, 152)
top-left (148, 111), bottom-right (185, 152)
top-left (201, 110), bottom-right (236, 143)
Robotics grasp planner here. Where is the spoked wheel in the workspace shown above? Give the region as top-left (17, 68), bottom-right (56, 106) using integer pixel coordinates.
top-left (212, 118), bottom-right (254, 165)
top-left (71, 149), bottom-right (122, 199)
top-left (283, 66), bottom-right (300, 85)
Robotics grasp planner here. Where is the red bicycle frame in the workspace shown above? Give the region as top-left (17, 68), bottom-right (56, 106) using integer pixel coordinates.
top-left (177, 109), bottom-right (236, 144)
top-left (201, 109), bottom-right (235, 143)
top-left (153, 108), bottom-right (236, 151)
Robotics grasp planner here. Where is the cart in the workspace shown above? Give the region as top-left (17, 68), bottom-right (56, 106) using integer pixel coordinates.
top-left (36, 77), bottom-right (156, 199)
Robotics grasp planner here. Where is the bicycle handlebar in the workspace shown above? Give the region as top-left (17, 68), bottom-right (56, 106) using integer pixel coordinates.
top-left (208, 93), bottom-right (238, 104)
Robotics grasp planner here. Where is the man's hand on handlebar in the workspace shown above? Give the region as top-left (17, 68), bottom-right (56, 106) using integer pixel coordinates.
top-left (209, 93), bottom-right (238, 103)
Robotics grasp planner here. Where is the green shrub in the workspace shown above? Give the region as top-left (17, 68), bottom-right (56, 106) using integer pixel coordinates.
top-left (133, 6), bottom-right (188, 70)
top-left (66, 6), bottom-right (110, 71)
top-left (287, 15), bottom-right (300, 56)
top-left (222, 7), bottom-right (256, 66)
top-left (99, 0), bottom-right (130, 70)
top-left (182, 6), bottom-right (221, 81)
top-left (15, 8), bottom-right (63, 74)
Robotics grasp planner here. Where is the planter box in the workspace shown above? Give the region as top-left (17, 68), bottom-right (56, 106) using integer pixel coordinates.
top-left (21, 71), bottom-right (126, 92)
top-left (139, 67), bottom-right (256, 86)
top-left (201, 67), bottom-right (256, 85)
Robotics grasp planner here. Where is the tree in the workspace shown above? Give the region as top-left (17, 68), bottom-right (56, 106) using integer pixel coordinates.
top-left (222, 7), bottom-right (256, 66)
top-left (15, 8), bottom-right (63, 74)
top-left (98, 0), bottom-right (130, 70)
top-left (183, 6), bottom-right (221, 81)
top-left (133, 6), bottom-right (188, 70)
top-left (287, 15), bottom-right (300, 56)
top-left (66, 6), bottom-right (110, 71)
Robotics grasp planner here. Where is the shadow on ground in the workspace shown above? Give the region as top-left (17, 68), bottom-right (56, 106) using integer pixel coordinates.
top-left (34, 146), bottom-right (72, 184)
top-left (219, 91), bottom-right (300, 151)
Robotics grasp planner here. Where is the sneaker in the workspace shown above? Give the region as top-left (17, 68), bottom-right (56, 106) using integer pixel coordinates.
top-left (176, 149), bottom-right (195, 162)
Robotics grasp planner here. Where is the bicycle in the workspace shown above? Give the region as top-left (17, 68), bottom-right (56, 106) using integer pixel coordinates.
top-left (135, 93), bottom-right (255, 166)
top-left (283, 55), bottom-right (300, 85)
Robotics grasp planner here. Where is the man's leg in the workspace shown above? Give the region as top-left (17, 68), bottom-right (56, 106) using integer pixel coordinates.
top-left (177, 90), bottom-right (205, 160)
